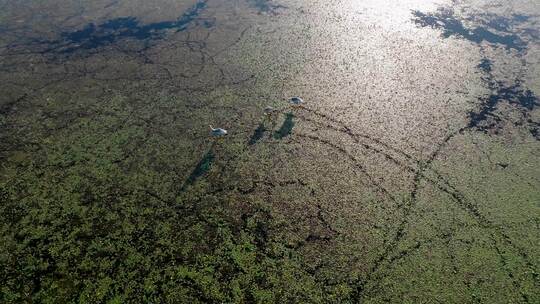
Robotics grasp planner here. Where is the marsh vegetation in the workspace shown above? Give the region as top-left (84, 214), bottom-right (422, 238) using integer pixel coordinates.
top-left (0, 0), bottom-right (539, 303)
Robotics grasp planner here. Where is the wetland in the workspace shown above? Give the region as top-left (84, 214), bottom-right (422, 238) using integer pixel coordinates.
top-left (0, 0), bottom-right (539, 303)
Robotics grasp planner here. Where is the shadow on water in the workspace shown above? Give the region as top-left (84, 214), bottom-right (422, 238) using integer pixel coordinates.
top-left (249, 123), bottom-right (266, 145)
top-left (182, 150), bottom-right (214, 189)
top-left (274, 112), bottom-right (295, 140)
top-left (47, 0), bottom-right (208, 54)
top-left (411, 8), bottom-right (528, 51)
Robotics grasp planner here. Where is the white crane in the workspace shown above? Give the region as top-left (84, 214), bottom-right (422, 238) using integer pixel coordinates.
top-left (209, 125), bottom-right (228, 137)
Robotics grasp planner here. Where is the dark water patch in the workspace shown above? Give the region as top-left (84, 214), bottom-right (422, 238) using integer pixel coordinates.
top-left (477, 58), bottom-right (492, 73)
top-left (468, 83), bottom-right (540, 135)
top-left (414, 7), bottom-right (540, 139)
top-left (529, 121), bottom-right (540, 140)
top-left (39, 0), bottom-right (207, 54)
top-left (202, 19), bottom-right (215, 29)
top-left (412, 8), bottom-right (527, 51)
top-left (249, 0), bottom-right (286, 14)
top-left (469, 56), bottom-right (540, 138)
top-left (512, 14), bottom-right (530, 24)
top-left (467, 13), bottom-right (530, 32)
top-left (274, 112), bottom-right (295, 139)
top-left (101, 17), bottom-right (139, 31)
top-left (484, 15), bottom-right (512, 32)
top-left (185, 150), bottom-right (214, 186)
top-left (511, 89), bottom-right (538, 110)
top-left (248, 123), bottom-right (266, 145)
top-left (467, 92), bottom-right (504, 130)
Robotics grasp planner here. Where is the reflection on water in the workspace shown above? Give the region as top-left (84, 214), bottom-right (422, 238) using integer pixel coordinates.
top-left (413, 6), bottom-right (539, 138)
top-left (0, 0), bottom-right (539, 303)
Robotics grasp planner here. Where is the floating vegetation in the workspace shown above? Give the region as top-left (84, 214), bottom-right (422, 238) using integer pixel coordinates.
top-left (274, 112), bottom-right (295, 139)
top-left (413, 7), bottom-right (539, 139)
top-left (248, 123), bottom-right (266, 145)
top-left (1, 0), bottom-right (540, 303)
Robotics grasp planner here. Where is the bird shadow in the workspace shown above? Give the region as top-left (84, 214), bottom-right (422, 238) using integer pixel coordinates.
top-left (274, 112), bottom-right (295, 140)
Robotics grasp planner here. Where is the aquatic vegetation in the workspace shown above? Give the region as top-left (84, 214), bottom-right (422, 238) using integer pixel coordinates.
top-left (413, 6), bottom-right (540, 139)
top-left (0, 0), bottom-right (538, 303)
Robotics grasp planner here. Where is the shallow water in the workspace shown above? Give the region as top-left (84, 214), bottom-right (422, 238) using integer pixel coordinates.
top-left (0, 0), bottom-right (539, 302)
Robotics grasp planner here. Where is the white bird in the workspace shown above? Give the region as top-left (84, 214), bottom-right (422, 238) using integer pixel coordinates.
top-left (264, 106), bottom-right (275, 115)
top-left (289, 96), bottom-right (304, 105)
top-left (210, 125), bottom-right (228, 136)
